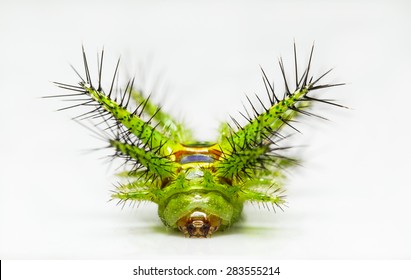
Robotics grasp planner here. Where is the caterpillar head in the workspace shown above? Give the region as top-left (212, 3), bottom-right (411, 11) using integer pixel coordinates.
top-left (177, 211), bottom-right (221, 238)
top-left (159, 191), bottom-right (237, 238)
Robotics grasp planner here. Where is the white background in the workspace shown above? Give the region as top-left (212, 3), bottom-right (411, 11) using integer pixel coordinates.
top-left (1, 0), bottom-right (410, 260)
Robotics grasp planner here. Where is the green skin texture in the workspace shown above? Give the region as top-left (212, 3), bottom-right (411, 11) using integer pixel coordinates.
top-left (81, 84), bottom-right (309, 231)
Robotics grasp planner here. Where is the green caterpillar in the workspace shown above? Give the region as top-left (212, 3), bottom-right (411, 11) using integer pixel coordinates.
top-left (49, 44), bottom-right (343, 237)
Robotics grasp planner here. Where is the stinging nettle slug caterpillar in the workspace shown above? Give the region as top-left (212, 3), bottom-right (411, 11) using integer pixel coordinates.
top-left (47, 43), bottom-right (344, 238)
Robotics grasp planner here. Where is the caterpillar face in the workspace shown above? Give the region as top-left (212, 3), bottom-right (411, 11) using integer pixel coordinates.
top-left (177, 211), bottom-right (222, 238)
top-left (48, 44), bottom-right (344, 237)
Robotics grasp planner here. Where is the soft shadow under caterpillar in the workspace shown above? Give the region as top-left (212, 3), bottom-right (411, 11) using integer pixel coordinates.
top-left (47, 43), bottom-right (344, 237)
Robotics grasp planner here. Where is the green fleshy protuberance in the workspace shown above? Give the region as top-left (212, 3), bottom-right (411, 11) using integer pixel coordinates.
top-left (215, 88), bottom-right (308, 182)
top-left (110, 139), bottom-right (178, 179)
top-left (219, 88), bottom-right (308, 152)
top-left (83, 85), bottom-right (178, 156)
top-left (241, 188), bottom-right (285, 206)
top-left (215, 145), bottom-right (269, 179)
top-left (112, 179), bottom-right (161, 204)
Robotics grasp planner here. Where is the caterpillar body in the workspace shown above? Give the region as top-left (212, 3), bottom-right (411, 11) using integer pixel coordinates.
top-left (49, 44), bottom-right (343, 237)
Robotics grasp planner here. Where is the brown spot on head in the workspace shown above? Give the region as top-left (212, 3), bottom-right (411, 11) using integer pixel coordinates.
top-left (177, 211), bottom-right (222, 238)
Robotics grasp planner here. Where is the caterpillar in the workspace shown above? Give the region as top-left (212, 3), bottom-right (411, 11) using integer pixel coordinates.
top-left (48, 44), bottom-right (344, 238)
